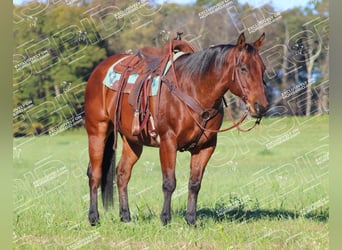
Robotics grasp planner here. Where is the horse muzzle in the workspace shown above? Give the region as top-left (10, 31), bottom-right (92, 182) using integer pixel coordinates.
top-left (249, 101), bottom-right (268, 118)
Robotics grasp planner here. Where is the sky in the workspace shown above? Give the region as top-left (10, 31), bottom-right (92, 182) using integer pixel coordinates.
top-left (13, 0), bottom-right (313, 12)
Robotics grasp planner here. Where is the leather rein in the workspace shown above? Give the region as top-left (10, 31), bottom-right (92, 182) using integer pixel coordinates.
top-left (161, 43), bottom-right (261, 137)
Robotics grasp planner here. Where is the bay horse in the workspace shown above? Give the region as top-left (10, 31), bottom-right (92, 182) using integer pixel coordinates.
top-left (85, 32), bottom-right (268, 226)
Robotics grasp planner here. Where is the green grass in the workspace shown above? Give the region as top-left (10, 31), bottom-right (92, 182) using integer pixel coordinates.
top-left (13, 115), bottom-right (329, 249)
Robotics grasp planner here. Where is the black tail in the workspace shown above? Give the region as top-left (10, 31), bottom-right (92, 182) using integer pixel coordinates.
top-left (101, 131), bottom-right (115, 210)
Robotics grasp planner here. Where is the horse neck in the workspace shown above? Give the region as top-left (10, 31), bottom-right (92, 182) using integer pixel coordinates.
top-left (175, 50), bottom-right (235, 109)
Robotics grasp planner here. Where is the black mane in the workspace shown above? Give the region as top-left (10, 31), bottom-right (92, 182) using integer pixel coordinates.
top-left (176, 43), bottom-right (257, 79)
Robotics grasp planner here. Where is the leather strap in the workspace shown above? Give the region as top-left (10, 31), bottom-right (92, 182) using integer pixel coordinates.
top-left (161, 76), bottom-right (218, 123)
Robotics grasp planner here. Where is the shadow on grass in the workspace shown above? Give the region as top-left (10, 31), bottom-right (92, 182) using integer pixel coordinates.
top-left (173, 206), bottom-right (329, 223)
top-left (130, 205), bottom-right (328, 223)
top-left (130, 199), bottom-right (328, 223)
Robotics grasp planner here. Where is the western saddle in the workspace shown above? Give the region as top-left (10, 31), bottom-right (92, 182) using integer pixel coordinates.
top-left (110, 32), bottom-right (196, 138)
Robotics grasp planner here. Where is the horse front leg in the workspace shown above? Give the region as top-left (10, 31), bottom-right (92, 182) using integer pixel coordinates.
top-left (159, 139), bottom-right (177, 225)
top-left (116, 136), bottom-right (142, 222)
top-left (186, 144), bottom-right (216, 225)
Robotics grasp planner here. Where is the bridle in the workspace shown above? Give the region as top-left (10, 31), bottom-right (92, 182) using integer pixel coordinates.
top-left (228, 49), bottom-right (262, 132)
top-left (232, 50), bottom-right (248, 103)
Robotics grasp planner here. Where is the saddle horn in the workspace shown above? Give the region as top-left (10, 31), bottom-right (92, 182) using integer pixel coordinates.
top-left (176, 31), bottom-right (183, 40)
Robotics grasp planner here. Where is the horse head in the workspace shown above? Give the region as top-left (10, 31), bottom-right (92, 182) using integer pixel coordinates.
top-left (228, 32), bottom-right (269, 118)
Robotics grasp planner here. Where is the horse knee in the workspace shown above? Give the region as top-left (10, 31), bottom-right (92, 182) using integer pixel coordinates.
top-left (189, 178), bottom-right (201, 193)
top-left (117, 165), bottom-right (133, 189)
top-left (162, 178), bottom-right (176, 193)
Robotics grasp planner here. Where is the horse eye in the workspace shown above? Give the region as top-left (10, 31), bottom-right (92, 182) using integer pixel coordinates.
top-left (240, 64), bottom-right (248, 73)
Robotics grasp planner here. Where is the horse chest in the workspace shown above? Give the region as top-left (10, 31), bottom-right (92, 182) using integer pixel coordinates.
top-left (176, 114), bottom-right (222, 152)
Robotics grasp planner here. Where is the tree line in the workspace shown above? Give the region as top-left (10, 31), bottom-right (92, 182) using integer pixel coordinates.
top-left (13, 0), bottom-right (329, 136)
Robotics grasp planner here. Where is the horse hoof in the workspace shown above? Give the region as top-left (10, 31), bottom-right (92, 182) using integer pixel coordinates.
top-left (185, 212), bottom-right (197, 225)
top-left (120, 216), bottom-right (131, 223)
top-left (88, 211), bottom-right (100, 226)
top-left (120, 210), bottom-right (131, 223)
top-left (160, 213), bottom-right (171, 225)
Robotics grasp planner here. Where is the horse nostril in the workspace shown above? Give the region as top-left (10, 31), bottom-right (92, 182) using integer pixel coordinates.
top-left (254, 102), bottom-right (266, 115)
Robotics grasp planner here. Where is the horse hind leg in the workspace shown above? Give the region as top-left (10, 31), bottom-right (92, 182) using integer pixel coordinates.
top-left (87, 161), bottom-right (99, 226)
top-left (87, 162), bottom-right (101, 225)
top-left (86, 122), bottom-right (112, 226)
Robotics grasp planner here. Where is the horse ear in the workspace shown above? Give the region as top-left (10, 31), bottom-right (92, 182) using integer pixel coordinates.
top-left (237, 32), bottom-right (246, 50)
top-left (253, 32), bottom-right (265, 50)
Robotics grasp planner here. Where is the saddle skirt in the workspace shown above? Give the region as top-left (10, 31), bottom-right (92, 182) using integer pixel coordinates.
top-left (103, 51), bottom-right (186, 96)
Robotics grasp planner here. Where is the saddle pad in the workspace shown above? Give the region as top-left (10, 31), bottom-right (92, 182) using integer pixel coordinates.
top-left (103, 51), bottom-right (185, 96)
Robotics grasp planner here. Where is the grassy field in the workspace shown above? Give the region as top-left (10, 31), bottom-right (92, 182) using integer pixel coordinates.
top-left (13, 115), bottom-right (329, 249)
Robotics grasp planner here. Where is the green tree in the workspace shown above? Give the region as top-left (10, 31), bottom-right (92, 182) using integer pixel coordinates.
top-left (13, 1), bottom-right (107, 136)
